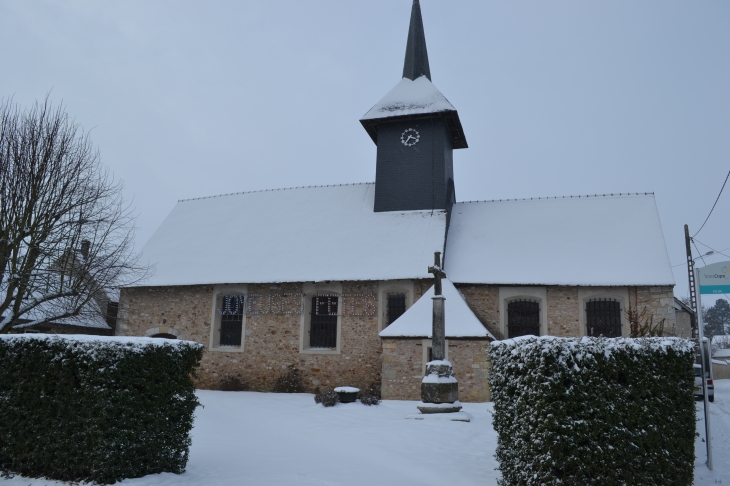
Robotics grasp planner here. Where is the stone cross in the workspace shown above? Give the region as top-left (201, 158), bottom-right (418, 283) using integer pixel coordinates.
top-left (428, 252), bottom-right (446, 361)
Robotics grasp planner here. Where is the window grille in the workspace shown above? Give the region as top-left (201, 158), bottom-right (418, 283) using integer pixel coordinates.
top-left (219, 295), bottom-right (244, 346)
top-left (310, 295), bottom-right (338, 348)
top-left (386, 293), bottom-right (406, 326)
top-left (507, 300), bottom-right (540, 338)
top-left (586, 299), bottom-right (622, 337)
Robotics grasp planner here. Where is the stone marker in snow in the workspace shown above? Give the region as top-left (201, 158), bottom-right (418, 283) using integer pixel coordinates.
top-left (414, 252), bottom-right (468, 421)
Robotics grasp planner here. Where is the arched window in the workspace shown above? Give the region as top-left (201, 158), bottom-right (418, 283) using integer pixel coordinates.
top-left (586, 299), bottom-right (622, 337)
top-left (507, 300), bottom-right (540, 338)
top-left (151, 333), bottom-right (177, 339)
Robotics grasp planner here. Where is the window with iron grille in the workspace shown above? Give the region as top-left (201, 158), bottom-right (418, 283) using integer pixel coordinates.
top-left (386, 293), bottom-right (406, 326)
top-left (507, 300), bottom-right (540, 338)
top-left (309, 295), bottom-right (338, 348)
top-left (586, 298), bottom-right (622, 337)
top-left (219, 295), bottom-right (244, 346)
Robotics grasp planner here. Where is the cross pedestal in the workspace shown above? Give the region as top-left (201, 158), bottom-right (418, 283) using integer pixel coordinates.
top-left (417, 252), bottom-right (462, 415)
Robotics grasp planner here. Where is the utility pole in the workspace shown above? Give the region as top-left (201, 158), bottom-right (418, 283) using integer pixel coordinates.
top-left (685, 224), bottom-right (698, 338)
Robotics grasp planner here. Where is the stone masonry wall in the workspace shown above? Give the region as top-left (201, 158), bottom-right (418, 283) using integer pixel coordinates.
top-left (631, 286), bottom-right (677, 336)
top-left (119, 280), bottom-right (675, 401)
top-left (675, 309), bottom-right (693, 339)
top-left (546, 287), bottom-right (580, 336)
top-left (381, 338), bottom-right (490, 402)
top-left (119, 281), bottom-right (383, 393)
top-left (454, 284), bottom-right (500, 339)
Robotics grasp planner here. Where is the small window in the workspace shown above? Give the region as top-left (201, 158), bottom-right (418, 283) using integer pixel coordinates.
top-left (386, 293), bottom-right (406, 326)
top-left (309, 295), bottom-right (338, 348)
top-left (507, 300), bottom-right (540, 338)
top-left (219, 295), bottom-right (244, 346)
top-left (586, 299), bottom-right (621, 337)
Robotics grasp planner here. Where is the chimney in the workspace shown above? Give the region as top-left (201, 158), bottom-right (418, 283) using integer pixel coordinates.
top-left (80, 240), bottom-right (90, 260)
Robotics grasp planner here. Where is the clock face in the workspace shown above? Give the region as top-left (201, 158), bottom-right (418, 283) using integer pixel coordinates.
top-left (400, 128), bottom-right (420, 147)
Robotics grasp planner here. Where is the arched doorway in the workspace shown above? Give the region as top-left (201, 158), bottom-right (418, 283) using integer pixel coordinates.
top-left (150, 333), bottom-right (177, 339)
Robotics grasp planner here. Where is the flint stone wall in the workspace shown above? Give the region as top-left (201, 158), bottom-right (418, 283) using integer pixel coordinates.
top-left (118, 282), bottom-right (383, 392)
top-left (381, 338), bottom-right (490, 402)
top-left (118, 280), bottom-right (674, 401)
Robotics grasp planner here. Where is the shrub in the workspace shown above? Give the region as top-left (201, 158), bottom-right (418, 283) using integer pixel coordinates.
top-left (0, 334), bottom-right (203, 485)
top-left (273, 365), bottom-right (304, 393)
top-left (314, 391), bottom-right (339, 407)
top-left (488, 336), bottom-right (695, 486)
top-left (358, 394), bottom-right (381, 406)
top-left (219, 374), bottom-right (248, 391)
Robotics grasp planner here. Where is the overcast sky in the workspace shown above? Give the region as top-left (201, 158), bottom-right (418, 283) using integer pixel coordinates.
top-left (1, 0), bottom-right (728, 302)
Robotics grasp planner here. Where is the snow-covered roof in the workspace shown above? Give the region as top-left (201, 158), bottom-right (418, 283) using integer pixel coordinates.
top-left (379, 279), bottom-right (494, 339)
top-left (674, 298), bottom-right (694, 314)
top-left (444, 194), bottom-right (675, 286)
top-left (137, 183), bottom-right (447, 287)
top-left (361, 76), bottom-right (456, 121)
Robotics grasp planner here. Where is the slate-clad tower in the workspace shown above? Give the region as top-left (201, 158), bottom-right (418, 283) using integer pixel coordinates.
top-left (361, 0), bottom-right (467, 213)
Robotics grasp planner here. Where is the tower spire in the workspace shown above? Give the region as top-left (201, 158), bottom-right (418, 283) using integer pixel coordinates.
top-left (402, 0), bottom-right (431, 81)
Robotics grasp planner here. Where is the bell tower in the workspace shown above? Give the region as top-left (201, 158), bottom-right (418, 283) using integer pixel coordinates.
top-left (361, 0), bottom-right (467, 213)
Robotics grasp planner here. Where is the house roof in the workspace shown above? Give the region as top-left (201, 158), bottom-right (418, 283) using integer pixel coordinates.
top-left (674, 297), bottom-right (695, 314)
top-left (136, 183), bottom-right (447, 287)
top-left (361, 76), bottom-right (456, 122)
top-left (379, 279), bottom-right (494, 339)
top-left (444, 193), bottom-right (675, 286)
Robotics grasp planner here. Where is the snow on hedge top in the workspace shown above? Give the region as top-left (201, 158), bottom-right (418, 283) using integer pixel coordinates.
top-left (361, 76), bottom-right (456, 120)
top-left (379, 279), bottom-right (494, 338)
top-left (490, 335), bottom-right (695, 356)
top-left (137, 184), bottom-right (446, 286)
top-left (0, 333), bottom-right (201, 349)
top-left (445, 194), bottom-right (674, 286)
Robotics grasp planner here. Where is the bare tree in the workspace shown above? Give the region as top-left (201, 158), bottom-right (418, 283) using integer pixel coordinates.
top-left (0, 97), bottom-right (150, 333)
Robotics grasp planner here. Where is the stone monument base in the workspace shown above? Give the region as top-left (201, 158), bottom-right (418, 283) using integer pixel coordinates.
top-left (417, 400), bottom-right (463, 414)
top-left (406, 411), bottom-right (472, 422)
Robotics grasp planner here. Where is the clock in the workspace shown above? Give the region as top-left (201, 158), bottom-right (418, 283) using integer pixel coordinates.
top-left (400, 128), bottom-right (420, 147)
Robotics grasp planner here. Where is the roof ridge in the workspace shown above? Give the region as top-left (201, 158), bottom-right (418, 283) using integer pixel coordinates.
top-left (456, 192), bottom-right (655, 205)
top-left (178, 182), bottom-right (375, 202)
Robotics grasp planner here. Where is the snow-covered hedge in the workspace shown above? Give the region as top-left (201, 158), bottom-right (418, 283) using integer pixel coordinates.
top-left (488, 336), bottom-right (695, 486)
top-left (0, 335), bottom-right (203, 484)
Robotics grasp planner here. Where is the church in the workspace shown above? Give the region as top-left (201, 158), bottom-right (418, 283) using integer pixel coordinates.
top-left (117, 0), bottom-right (676, 402)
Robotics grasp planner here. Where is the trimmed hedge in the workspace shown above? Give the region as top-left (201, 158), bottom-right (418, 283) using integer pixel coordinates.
top-left (488, 336), bottom-right (695, 486)
top-left (0, 334), bottom-right (203, 484)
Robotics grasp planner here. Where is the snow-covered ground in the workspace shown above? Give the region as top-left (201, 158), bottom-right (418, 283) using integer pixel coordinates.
top-left (4, 382), bottom-right (730, 485)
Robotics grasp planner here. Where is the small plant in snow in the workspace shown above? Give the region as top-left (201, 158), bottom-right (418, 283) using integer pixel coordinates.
top-left (273, 365), bottom-right (304, 393)
top-left (358, 394), bottom-right (381, 406)
top-left (314, 391), bottom-right (339, 407)
top-left (219, 374), bottom-right (248, 392)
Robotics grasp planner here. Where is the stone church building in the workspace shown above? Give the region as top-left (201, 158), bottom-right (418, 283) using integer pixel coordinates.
top-left (118, 0), bottom-right (676, 402)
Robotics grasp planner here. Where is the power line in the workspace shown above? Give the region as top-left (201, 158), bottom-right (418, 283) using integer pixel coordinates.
top-left (693, 169), bottom-right (730, 237)
top-left (692, 240), bottom-right (708, 267)
top-left (693, 240), bottom-right (730, 260)
top-left (671, 243), bottom-right (730, 267)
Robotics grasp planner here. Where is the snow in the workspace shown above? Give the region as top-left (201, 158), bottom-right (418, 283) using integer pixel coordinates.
top-left (445, 194), bottom-right (675, 286)
top-left (416, 400), bottom-right (463, 409)
top-left (427, 359), bottom-right (452, 366)
top-left (333, 386), bottom-right (359, 393)
top-left (421, 374), bottom-right (457, 384)
top-left (136, 184), bottom-right (446, 286)
top-left (4, 382), bottom-right (730, 485)
top-left (0, 333), bottom-right (194, 349)
top-left (379, 279), bottom-right (494, 338)
top-left (361, 75), bottom-right (456, 121)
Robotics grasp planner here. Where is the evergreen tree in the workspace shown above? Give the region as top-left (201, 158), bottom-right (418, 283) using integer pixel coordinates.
top-left (704, 298), bottom-right (730, 343)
